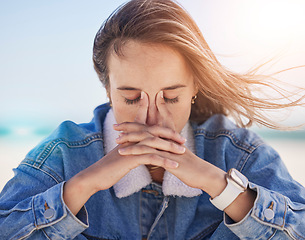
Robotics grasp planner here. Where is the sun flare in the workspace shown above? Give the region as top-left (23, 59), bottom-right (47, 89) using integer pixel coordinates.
top-left (237, 0), bottom-right (305, 47)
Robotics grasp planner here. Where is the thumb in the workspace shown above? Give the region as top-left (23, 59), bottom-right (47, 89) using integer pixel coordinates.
top-left (134, 91), bottom-right (148, 124)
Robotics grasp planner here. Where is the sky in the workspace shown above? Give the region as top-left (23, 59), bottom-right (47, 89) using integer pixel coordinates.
top-left (0, 0), bottom-right (305, 141)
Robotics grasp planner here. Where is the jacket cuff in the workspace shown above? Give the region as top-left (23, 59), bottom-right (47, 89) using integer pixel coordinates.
top-left (33, 182), bottom-right (88, 238)
top-left (224, 182), bottom-right (288, 238)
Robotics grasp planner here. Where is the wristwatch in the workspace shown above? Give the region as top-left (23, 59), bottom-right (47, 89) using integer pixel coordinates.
top-left (210, 168), bottom-right (249, 211)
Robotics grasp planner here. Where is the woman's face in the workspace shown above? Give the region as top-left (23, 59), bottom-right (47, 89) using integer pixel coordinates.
top-left (107, 41), bottom-right (197, 132)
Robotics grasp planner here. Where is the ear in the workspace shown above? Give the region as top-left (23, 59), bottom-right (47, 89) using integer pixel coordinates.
top-left (105, 84), bottom-right (111, 102)
top-left (192, 79), bottom-right (199, 96)
top-left (107, 91), bottom-right (111, 102)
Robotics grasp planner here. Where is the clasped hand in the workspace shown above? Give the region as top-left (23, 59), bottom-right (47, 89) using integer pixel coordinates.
top-left (111, 91), bottom-right (215, 192)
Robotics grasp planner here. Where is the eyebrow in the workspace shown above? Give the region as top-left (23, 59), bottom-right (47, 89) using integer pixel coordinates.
top-left (117, 84), bottom-right (187, 91)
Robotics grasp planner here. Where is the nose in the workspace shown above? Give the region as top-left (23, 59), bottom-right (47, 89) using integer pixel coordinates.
top-left (146, 101), bottom-right (158, 126)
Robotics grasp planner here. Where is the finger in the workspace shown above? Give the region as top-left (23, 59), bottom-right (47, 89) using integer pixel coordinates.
top-left (114, 123), bottom-right (186, 144)
top-left (116, 131), bottom-right (153, 144)
top-left (156, 91), bottom-right (176, 130)
top-left (118, 144), bottom-right (158, 155)
top-left (131, 153), bottom-right (179, 169)
top-left (113, 121), bottom-right (146, 133)
top-left (134, 91), bottom-right (148, 124)
top-left (118, 137), bottom-right (186, 155)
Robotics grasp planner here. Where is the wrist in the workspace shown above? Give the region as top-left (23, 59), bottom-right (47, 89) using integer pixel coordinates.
top-left (74, 169), bottom-right (101, 196)
top-left (200, 163), bottom-right (227, 198)
top-left (65, 169), bottom-right (99, 201)
top-left (210, 168), bottom-right (249, 211)
top-left (63, 173), bottom-right (95, 216)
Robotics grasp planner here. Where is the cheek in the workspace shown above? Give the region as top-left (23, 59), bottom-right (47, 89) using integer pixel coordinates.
top-left (112, 102), bottom-right (139, 124)
top-left (167, 102), bottom-right (192, 132)
top-left (109, 92), bottom-right (137, 123)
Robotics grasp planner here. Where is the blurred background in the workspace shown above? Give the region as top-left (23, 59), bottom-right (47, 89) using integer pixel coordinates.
top-left (0, 0), bottom-right (305, 191)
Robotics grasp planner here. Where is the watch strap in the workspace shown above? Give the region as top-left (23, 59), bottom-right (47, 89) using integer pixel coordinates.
top-left (209, 178), bottom-right (244, 211)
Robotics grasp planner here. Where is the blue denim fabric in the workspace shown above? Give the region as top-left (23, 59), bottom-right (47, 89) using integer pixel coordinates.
top-left (1, 103), bottom-right (305, 239)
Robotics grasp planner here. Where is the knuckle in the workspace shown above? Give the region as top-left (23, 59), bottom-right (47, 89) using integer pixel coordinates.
top-left (168, 128), bottom-right (176, 136)
top-left (151, 154), bottom-right (165, 167)
top-left (121, 132), bottom-right (128, 139)
top-left (138, 145), bottom-right (144, 151)
top-left (144, 132), bottom-right (153, 139)
top-left (148, 154), bottom-right (158, 162)
top-left (138, 145), bottom-right (147, 152)
top-left (150, 125), bottom-right (159, 133)
top-left (140, 131), bottom-right (147, 138)
top-left (146, 154), bottom-right (154, 164)
top-left (169, 141), bottom-right (176, 149)
top-left (163, 158), bottom-right (170, 167)
top-left (129, 132), bottom-right (138, 140)
top-left (151, 136), bottom-right (159, 143)
top-left (159, 158), bottom-right (166, 168)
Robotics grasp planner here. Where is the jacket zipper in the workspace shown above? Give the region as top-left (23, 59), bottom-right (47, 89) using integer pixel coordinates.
top-left (147, 197), bottom-right (169, 239)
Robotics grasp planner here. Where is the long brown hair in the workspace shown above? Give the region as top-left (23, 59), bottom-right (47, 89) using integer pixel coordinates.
top-left (93, 0), bottom-right (305, 129)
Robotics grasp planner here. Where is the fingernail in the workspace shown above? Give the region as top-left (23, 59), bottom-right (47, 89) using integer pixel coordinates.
top-left (113, 123), bottom-right (120, 128)
top-left (170, 161), bottom-right (179, 168)
top-left (140, 91), bottom-right (144, 99)
top-left (180, 136), bottom-right (187, 143)
top-left (118, 148), bottom-right (126, 154)
top-left (160, 91), bottom-right (164, 99)
top-left (177, 145), bottom-right (186, 153)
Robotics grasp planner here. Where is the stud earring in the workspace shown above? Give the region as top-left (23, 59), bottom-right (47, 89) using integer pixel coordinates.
top-left (191, 95), bottom-right (197, 104)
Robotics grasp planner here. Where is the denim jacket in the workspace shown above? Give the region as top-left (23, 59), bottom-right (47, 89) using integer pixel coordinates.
top-left (1, 103), bottom-right (305, 239)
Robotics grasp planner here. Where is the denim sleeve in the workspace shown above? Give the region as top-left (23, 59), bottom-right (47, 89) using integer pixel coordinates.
top-left (224, 144), bottom-right (305, 239)
top-left (0, 166), bottom-right (89, 239)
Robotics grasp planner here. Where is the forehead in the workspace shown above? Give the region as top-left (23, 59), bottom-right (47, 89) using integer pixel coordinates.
top-left (107, 41), bottom-right (193, 88)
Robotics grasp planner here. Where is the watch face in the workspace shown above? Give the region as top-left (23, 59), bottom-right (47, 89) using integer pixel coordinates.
top-left (228, 168), bottom-right (248, 190)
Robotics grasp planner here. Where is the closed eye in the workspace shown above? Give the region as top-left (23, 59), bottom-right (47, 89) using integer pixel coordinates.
top-left (164, 96), bottom-right (179, 104)
top-left (124, 96), bottom-right (179, 104)
top-left (124, 96), bottom-right (141, 105)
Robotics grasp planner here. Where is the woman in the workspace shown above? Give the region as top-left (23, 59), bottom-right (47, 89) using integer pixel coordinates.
top-left (1, 0), bottom-right (305, 239)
